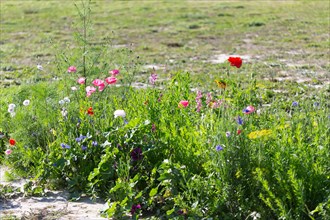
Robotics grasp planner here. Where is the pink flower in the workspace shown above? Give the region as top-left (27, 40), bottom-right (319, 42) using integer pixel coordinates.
top-left (195, 90), bottom-right (203, 112)
top-left (92, 79), bottom-right (104, 86)
top-left (243, 106), bottom-right (255, 114)
top-left (67, 66), bottom-right (77, 73)
top-left (206, 92), bottom-right (212, 105)
top-left (178, 100), bottom-right (189, 108)
top-left (92, 79), bottom-right (105, 91)
top-left (210, 100), bottom-right (223, 109)
top-left (105, 77), bottom-right (117, 84)
top-left (77, 77), bottom-right (86, 84)
top-left (149, 73), bottom-right (158, 85)
top-left (86, 86), bottom-right (96, 97)
top-left (5, 149), bottom-right (12, 155)
top-left (109, 69), bottom-right (119, 76)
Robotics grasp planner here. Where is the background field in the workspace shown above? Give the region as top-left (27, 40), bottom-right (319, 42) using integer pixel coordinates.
top-left (1, 0), bottom-right (329, 88)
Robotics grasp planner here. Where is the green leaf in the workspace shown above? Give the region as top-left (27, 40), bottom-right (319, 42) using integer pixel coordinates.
top-left (88, 168), bottom-right (100, 181)
top-left (107, 202), bottom-right (118, 217)
top-left (158, 173), bottom-right (172, 181)
top-left (135, 191), bottom-right (143, 199)
top-left (149, 187), bottom-right (158, 197)
top-left (166, 208), bottom-right (175, 216)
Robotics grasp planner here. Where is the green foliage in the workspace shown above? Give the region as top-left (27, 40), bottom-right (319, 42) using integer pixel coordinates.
top-left (0, 1), bottom-right (329, 219)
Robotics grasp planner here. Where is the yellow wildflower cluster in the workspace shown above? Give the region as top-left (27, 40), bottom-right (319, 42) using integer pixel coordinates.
top-left (248, 129), bottom-right (273, 139)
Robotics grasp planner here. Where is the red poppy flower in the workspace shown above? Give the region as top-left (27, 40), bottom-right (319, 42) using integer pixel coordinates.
top-left (87, 107), bottom-right (94, 116)
top-left (9, 138), bottom-right (16, 146)
top-left (237, 129), bottom-right (242, 135)
top-left (228, 57), bottom-right (242, 68)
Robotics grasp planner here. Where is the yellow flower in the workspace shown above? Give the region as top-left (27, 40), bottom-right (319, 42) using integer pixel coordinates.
top-left (215, 79), bottom-right (227, 89)
top-left (248, 129), bottom-right (273, 139)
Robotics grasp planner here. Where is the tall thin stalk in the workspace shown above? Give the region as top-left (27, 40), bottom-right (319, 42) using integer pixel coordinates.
top-left (74, 0), bottom-right (91, 78)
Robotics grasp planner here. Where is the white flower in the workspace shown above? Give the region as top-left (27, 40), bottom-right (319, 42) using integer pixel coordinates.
top-left (63, 97), bottom-right (70, 103)
top-left (8, 103), bottom-right (16, 109)
top-left (61, 108), bottom-right (68, 117)
top-left (256, 109), bottom-right (261, 115)
top-left (59, 100), bottom-right (65, 105)
top-left (71, 86), bottom-right (78, 91)
top-left (37, 64), bottom-right (43, 70)
top-left (163, 159), bottom-right (169, 163)
top-left (8, 108), bottom-right (15, 113)
top-left (250, 211), bottom-right (261, 220)
top-left (114, 110), bottom-right (126, 118)
top-left (23, 100), bottom-right (30, 106)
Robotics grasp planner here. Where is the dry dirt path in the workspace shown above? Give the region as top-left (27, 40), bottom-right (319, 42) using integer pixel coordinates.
top-left (0, 166), bottom-right (107, 220)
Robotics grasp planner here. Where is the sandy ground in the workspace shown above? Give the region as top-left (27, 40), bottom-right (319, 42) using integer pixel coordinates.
top-left (0, 167), bottom-right (107, 220)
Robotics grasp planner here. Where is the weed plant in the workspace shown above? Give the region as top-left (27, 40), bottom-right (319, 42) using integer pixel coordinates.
top-left (0, 1), bottom-right (329, 219)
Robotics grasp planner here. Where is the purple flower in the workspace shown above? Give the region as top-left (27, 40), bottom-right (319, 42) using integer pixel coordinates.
top-left (216, 145), bottom-right (223, 151)
top-left (157, 93), bottom-right (163, 102)
top-left (61, 143), bottom-right (71, 149)
top-left (130, 204), bottom-right (141, 215)
top-left (75, 135), bottom-right (86, 142)
top-left (152, 124), bottom-right (156, 132)
top-left (149, 73), bottom-right (158, 85)
top-left (236, 116), bottom-right (243, 125)
top-left (292, 101), bottom-right (298, 107)
top-left (81, 145), bottom-right (87, 150)
top-left (131, 148), bottom-right (143, 161)
top-left (92, 141), bottom-right (98, 146)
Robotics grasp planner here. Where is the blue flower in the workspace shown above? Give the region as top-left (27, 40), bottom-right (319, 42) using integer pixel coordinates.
top-left (81, 145), bottom-right (87, 151)
top-left (92, 141), bottom-right (98, 146)
top-left (215, 145), bottom-right (223, 151)
top-left (61, 143), bottom-right (71, 149)
top-left (236, 116), bottom-right (243, 125)
top-left (75, 135), bottom-right (87, 142)
top-left (292, 101), bottom-right (298, 107)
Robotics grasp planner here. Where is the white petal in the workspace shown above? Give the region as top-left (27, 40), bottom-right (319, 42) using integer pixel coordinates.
top-left (8, 103), bottom-right (16, 109)
top-left (23, 100), bottom-right (30, 106)
top-left (114, 110), bottom-right (126, 118)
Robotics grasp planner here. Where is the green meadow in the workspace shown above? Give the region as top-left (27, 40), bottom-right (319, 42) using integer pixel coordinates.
top-left (0, 0), bottom-right (329, 219)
